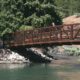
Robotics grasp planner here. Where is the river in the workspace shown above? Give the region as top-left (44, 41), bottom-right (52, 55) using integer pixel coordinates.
top-left (0, 59), bottom-right (80, 80)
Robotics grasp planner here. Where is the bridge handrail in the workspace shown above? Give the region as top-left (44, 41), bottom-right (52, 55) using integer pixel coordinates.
top-left (3, 23), bottom-right (80, 47)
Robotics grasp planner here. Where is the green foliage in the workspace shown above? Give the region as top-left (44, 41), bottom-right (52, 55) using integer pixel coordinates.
top-left (0, 0), bottom-right (62, 36)
top-left (54, 0), bottom-right (80, 18)
top-left (19, 25), bottom-right (33, 30)
top-left (65, 47), bottom-right (80, 56)
top-left (1, 28), bottom-right (12, 36)
top-left (31, 14), bottom-right (52, 27)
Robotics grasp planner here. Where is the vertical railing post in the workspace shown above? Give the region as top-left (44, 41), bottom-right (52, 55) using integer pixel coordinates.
top-left (41, 30), bottom-right (42, 43)
top-left (60, 30), bottom-right (62, 40)
top-left (23, 31), bottom-right (25, 45)
top-left (49, 30), bottom-right (51, 42)
top-left (71, 25), bottom-right (73, 40)
top-left (32, 30), bottom-right (34, 44)
top-left (55, 31), bottom-right (58, 40)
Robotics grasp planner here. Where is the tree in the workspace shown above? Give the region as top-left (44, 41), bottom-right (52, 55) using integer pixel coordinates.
top-left (54, 0), bottom-right (80, 18)
top-left (0, 0), bottom-right (62, 36)
top-left (24, 0), bottom-right (62, 27)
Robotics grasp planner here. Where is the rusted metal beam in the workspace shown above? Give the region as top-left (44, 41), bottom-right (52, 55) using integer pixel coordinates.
top-left (73, 29), bottom-right (80, 39)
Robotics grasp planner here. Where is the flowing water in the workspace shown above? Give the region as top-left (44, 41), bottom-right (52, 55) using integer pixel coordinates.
top-left (0, 59), bottom-right (80, 80)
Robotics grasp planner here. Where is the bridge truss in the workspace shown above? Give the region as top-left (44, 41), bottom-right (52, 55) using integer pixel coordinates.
top-left (3, 23), bottom-right (80, 47)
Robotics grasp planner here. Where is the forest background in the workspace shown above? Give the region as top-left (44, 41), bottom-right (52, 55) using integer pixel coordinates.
top-left (0, 0), bottom-right (80, 37)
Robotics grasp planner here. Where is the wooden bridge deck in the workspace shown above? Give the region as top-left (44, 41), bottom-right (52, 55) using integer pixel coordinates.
top-left (3, 23), bottom-right (80, 47)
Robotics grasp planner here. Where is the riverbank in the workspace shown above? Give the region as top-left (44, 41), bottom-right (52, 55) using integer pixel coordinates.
top-left (0, 45), bottom-right (80, 63)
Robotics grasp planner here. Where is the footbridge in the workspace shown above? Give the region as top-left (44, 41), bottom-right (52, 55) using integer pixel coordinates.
top-left (3, 23), bottom-right (80, 48)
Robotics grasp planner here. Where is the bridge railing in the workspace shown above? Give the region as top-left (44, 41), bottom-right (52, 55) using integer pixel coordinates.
top-left (3, 23), bottom-right (80, 47)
